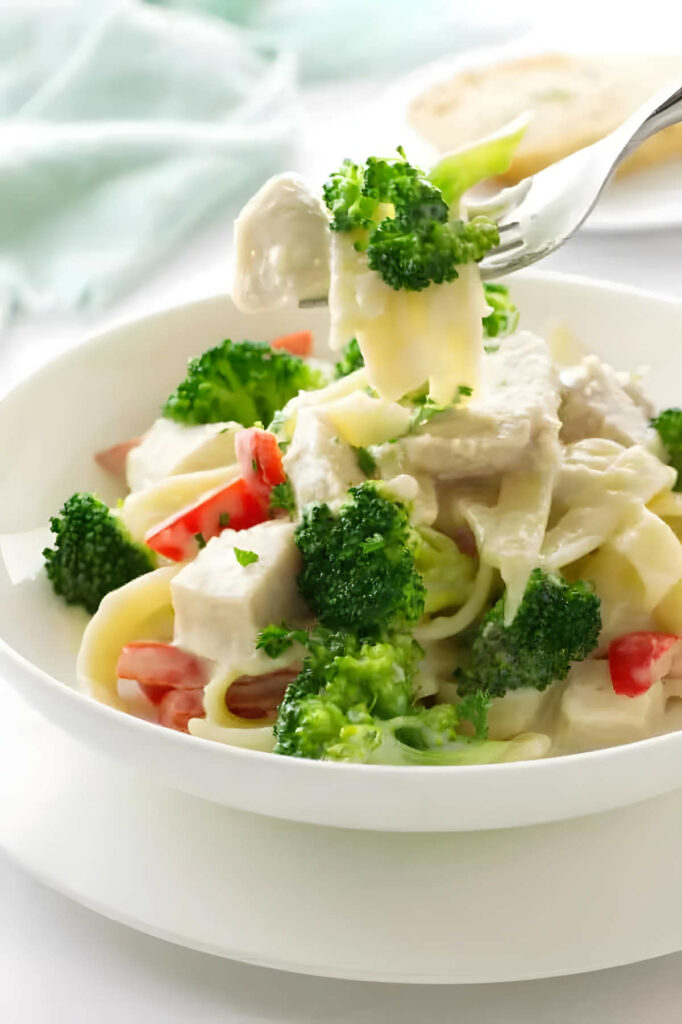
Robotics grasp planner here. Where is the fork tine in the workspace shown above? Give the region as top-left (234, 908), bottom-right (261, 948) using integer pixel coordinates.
top-left (462, 177), bottom-right (533, 221)
top-left (488, 221), bottom-right (524, 252)
top-left (478, 229), bottom-right (526, 278)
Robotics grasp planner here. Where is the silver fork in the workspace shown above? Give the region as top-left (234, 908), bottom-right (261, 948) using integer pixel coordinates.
top-left (475, 80), bottom-right (682, 279)
top-left (300, 81), bottom-right (682, 307)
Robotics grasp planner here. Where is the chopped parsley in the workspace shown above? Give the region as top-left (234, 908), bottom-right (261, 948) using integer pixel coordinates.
top-left (270, 480), bottom-right (296, 517)
top-left (256, 622), bottom-right (308, 658)
top-left (408, 384), bottom-right (471, 433)
top-left (234, 548), bottom-right (259, 567)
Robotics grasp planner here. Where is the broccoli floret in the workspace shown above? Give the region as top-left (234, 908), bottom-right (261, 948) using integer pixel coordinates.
top-left (162, 338), bottom-right (326, 427)
top-left (322, 150), bottom-right (498, 292)
top-left (274, 629), bottom-right (419, 758)
top-left (43, 493), bottom-right (156, 614)
top-left (363, 703), bottom-right (530, 765)
top-left (273, 629), bottom-right (500, 764)
top-left (651, 408), bottom-right (682, 492)
top-left (367, 215), bottom-right (498, 293)
top-left (323, 159), bottom-right (378, 232)
top-left (333, 337), bottom-right (364, 379)
top-left (456, 569), bottom-right (601, 699)
top-left (482, 283), bottom-right (519, 339)
top-left (414, 526), bottom-right (476, 615)
top-left (323, 152), bottom-right (446, 233)
top-left (295, 483), bottom-right (425, 635)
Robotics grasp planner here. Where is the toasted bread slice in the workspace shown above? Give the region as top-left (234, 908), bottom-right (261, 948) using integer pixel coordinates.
top-left (407, 53), bottom-right (682, 183)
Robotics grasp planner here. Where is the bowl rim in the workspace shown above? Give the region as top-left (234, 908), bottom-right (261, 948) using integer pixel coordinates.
top-left (3, 268), bottom-right (682, 785)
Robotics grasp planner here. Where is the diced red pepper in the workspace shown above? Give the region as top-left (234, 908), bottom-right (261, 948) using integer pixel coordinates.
top-left (225, 667), bottom-right (300, 721)
top-left (145, 476), bottom-right (268, 561)
top-left (235, 427), bottom-right (286, 504)
top-left (608, 631), bottom-right (681, 697)
top-left (138, 682), bottom-right (171, 706)
top-left (94, 437), bottom-right (141, 476)
top-left (452, 525), bottom-right (477, 559)
top-left (270, 330), bottom-right (313, 357)
top-left (117, 641), bottom-right (207, 705)
top-left (158, 689), bottom-right (205, 732)
top-left (117, 642), bottom-right (208, 693)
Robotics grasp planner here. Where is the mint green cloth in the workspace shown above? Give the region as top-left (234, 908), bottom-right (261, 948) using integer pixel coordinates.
top-left (0, 0), bottom-right (517, 323)
top-left (150, 0), bottom-right (519, 82)
top-left (0, 0), bottom-right (296, 322)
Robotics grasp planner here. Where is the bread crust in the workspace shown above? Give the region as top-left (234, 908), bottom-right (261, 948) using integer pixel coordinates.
top-left (407, 53), bottom-right (682, 183)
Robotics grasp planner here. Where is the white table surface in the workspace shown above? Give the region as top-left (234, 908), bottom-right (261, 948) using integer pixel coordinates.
top-left (3, 60), bottom-right (682, 1023)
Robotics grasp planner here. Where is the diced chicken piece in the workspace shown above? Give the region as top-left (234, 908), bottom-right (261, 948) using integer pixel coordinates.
top-left (231, 173), bottom-right (330, 313)
top-left (127, 418), bottom-right (239, 492)
top-left (556, 660), bottom-right (666, 753)
top-left (559, 355), bottom-right (662, 451)
top-left (616, 367), bottom-right (656, 419)
top-left (171, 521), bottom-right (309, 668)
top-left (487, 687), bottom-right (553, 740)
top-left (373, 407), bottom-right (531, 482)
top-left (283, 406), bottom-right (364, 510)
top-left (372, 331), bottom-right (559, 480)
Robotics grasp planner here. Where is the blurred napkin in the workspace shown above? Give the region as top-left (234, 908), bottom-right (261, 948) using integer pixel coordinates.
top-left (151, 0), bottom-right (521, 82)
top-left (0, 0), bottom-right (296, 322)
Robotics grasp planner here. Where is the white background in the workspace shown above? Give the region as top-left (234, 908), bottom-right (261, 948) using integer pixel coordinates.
top-left (4, 28), bottom-right (682, 1022)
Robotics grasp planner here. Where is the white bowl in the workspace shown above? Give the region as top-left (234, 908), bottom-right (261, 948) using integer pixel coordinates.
top-left (2, 271), bottom-right (682, 832)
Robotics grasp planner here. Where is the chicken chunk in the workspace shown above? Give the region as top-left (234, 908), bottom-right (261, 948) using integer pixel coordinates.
top-left (283, 406), bottom-right (364, 510)
top-left (559, 355), bottom-right (662, 451)
top-left (373, 331), bottom-right (559, 480)
top-left (171, 521), bottom-right (309, 668)
top-left (231, 173), bottom-right (330, 313)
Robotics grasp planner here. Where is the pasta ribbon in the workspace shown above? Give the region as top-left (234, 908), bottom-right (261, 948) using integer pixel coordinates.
top-left (542, 442), bottom-right (675, 570)
top-left (462, 431), bottom-right (559, 622)
top-left (77, 566), bottom-right (180, 707)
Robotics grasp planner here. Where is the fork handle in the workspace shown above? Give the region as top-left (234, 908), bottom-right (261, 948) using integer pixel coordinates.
top-left (619, 83), bottom-right (682, 160)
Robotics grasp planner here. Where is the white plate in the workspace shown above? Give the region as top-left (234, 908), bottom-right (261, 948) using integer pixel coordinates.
top-left (2, 272), bottom-right (682, 833)
top-left (4, 682), bottom-right (682, 984)
top-left (378, 33), bottom-right (682, 233)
